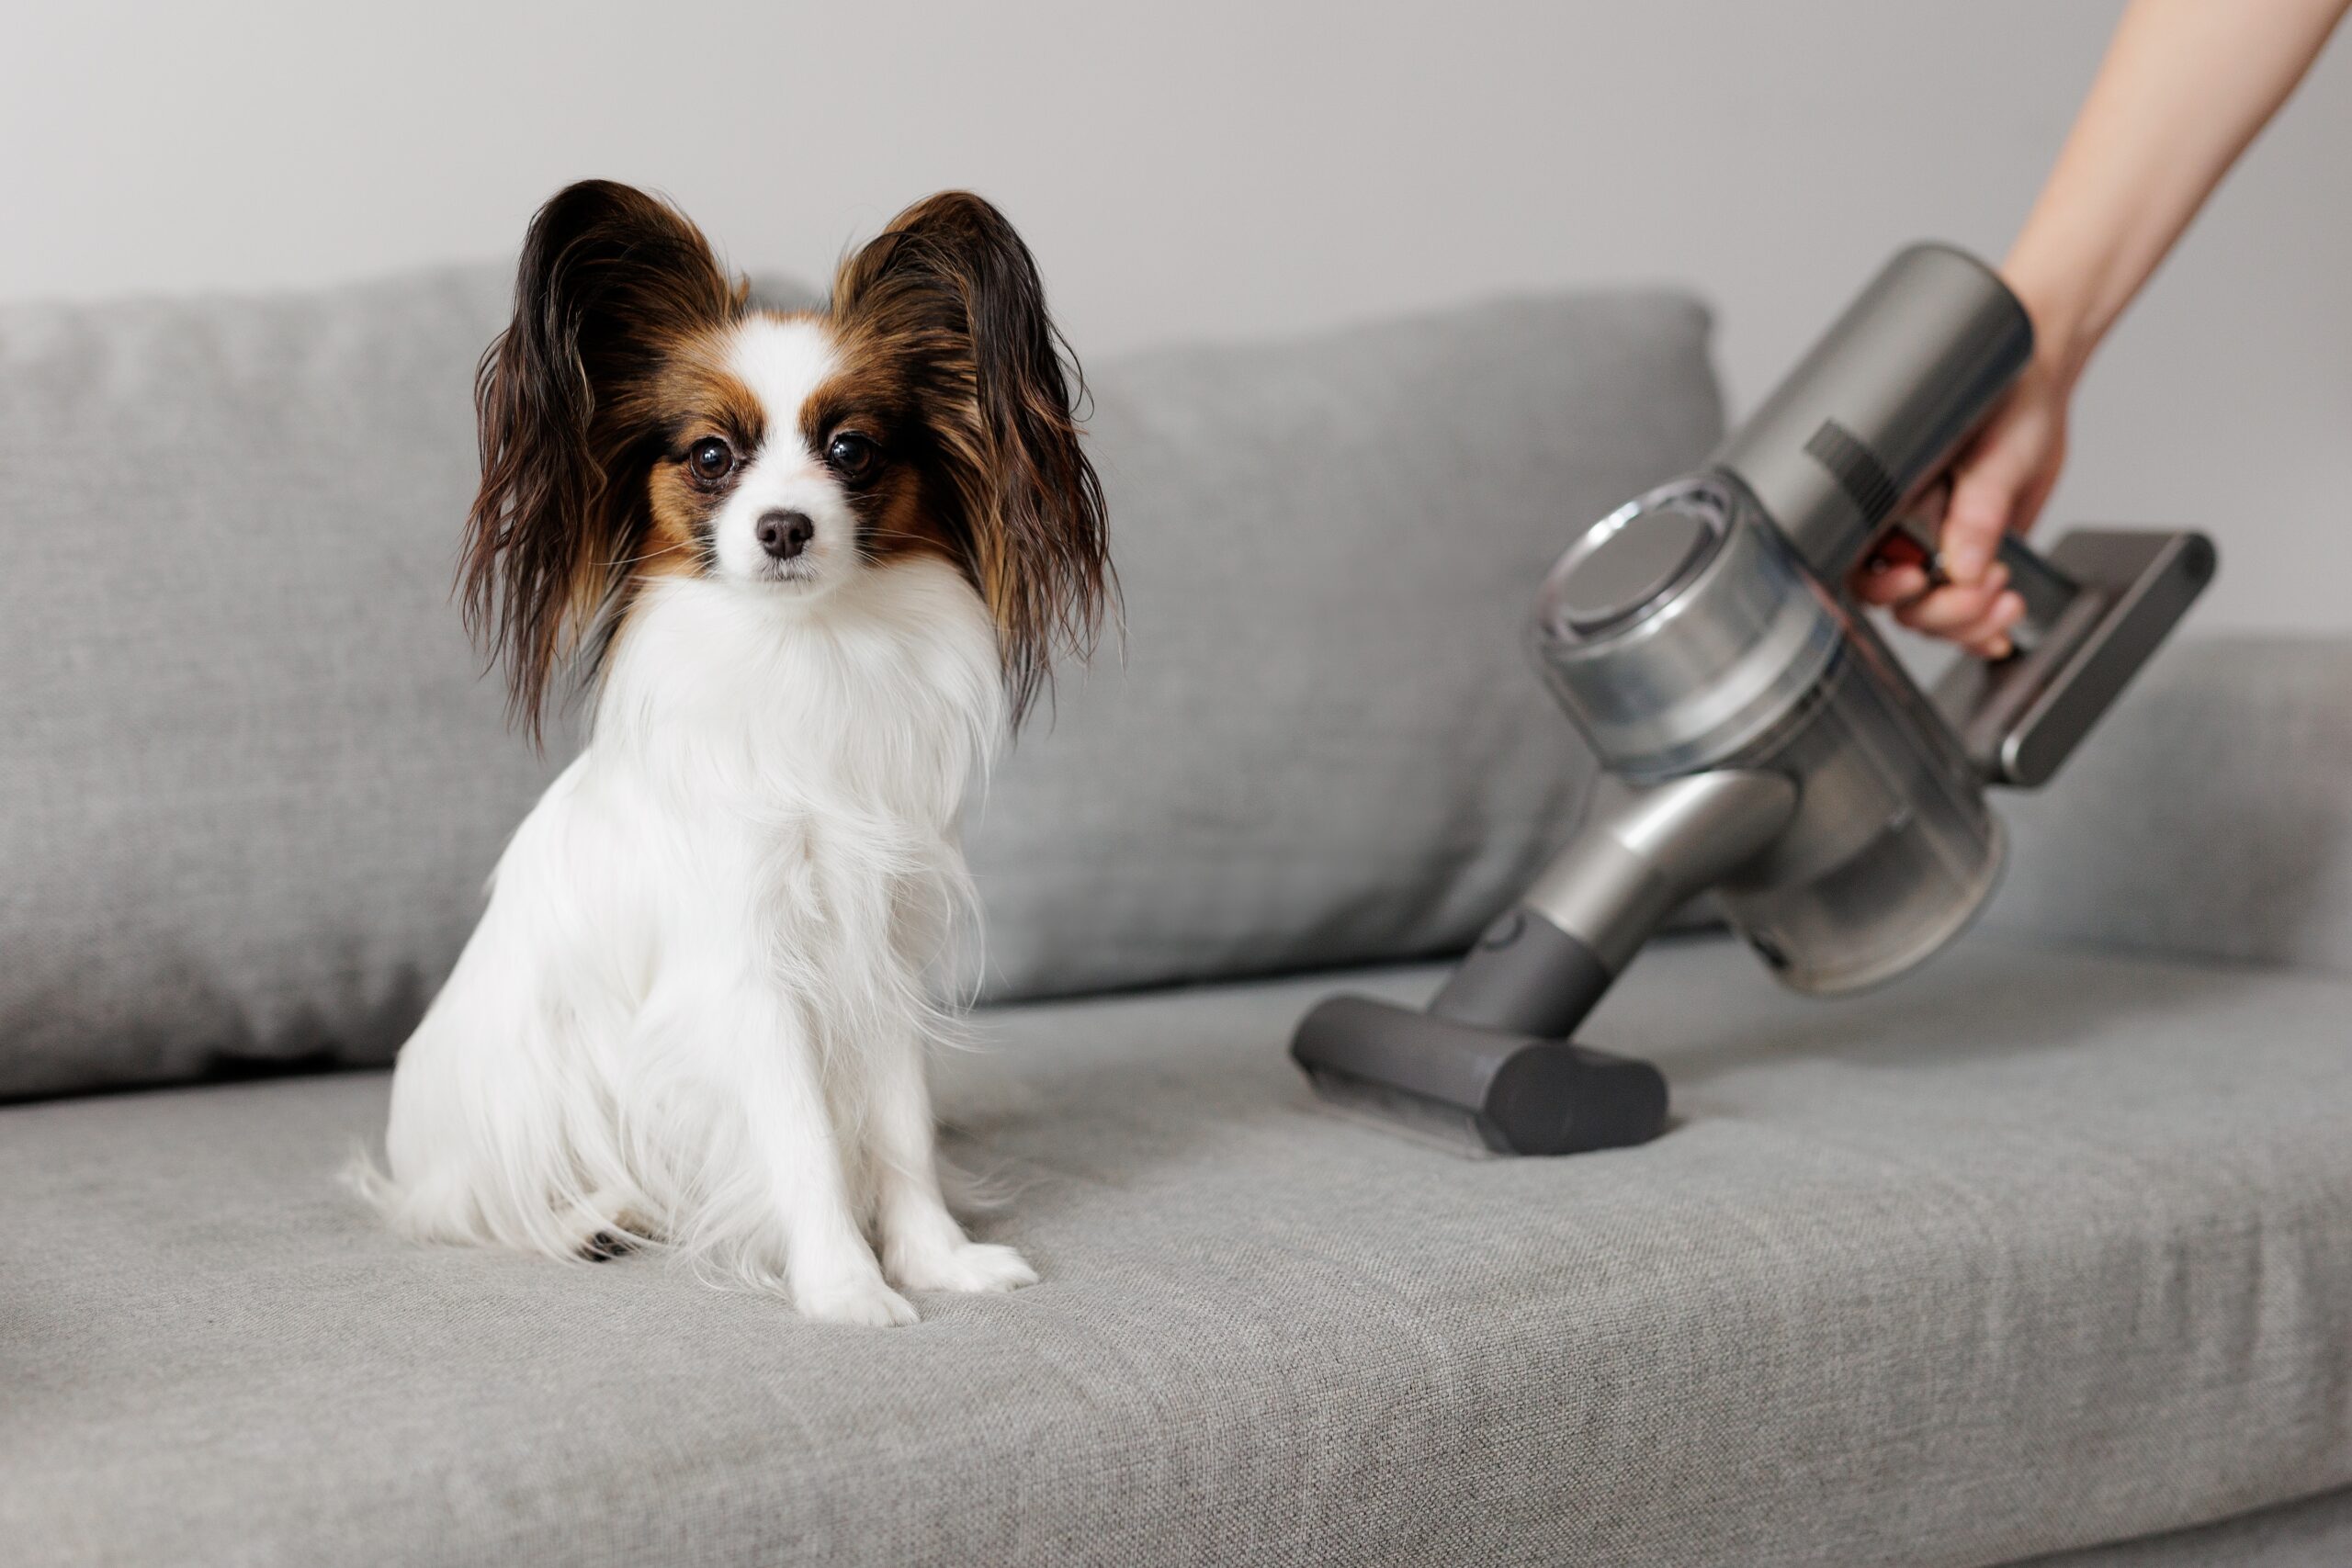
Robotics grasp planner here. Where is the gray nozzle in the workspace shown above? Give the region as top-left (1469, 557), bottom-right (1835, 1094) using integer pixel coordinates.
top-left (1292, 997), bottom-right (1668, 1156)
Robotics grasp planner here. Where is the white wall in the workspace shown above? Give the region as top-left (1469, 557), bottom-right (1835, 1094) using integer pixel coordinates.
top-left (7, 1), bottom-right (2346, 634)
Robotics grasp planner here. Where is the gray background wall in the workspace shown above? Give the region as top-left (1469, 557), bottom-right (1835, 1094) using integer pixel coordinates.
top-left (6, 1), bottom-right (2345, 635)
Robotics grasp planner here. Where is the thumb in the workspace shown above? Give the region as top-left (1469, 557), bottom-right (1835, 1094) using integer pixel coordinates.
top-left (1939, 419), bottom-right (2038, 587)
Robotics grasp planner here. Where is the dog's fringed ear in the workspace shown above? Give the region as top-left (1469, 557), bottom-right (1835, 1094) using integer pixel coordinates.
top-left (463, 180), bottom-right (741, 741)
top-left (832, 192), bottom-right (1114, 727)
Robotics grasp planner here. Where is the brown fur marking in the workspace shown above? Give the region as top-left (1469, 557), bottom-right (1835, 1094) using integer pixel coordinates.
top-left (464, 182), bottom-right (1113, 739)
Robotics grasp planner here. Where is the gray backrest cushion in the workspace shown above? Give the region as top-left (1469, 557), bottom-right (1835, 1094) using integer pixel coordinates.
top-left (0, 270), bottom-right (1719, 1099)
top-left (1983, 631), bottom-right (2352, 977)
top-left (1, 269), bottom-right (549, 1100)
top-left (0, 268), bottom-right (807, 1101)
top-left (964, 296), bottom-right (1723, 998)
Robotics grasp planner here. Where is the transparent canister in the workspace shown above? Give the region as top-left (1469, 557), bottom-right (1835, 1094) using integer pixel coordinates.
top-left (1531, 474), bottom-right (2003, 994)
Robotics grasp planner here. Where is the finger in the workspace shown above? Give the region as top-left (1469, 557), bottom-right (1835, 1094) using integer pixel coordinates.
top-left (1853, 561), bottom-right (1930, 606)
top-left (1941, 424), bottom-right (2040, 587)
top-left (1940, 481), bottom-right (2010, 587)
top-left (2008, 457), bottom-right (2064, 539)
top-left (1895, 585), bottom-right (1998, 637)
top-left (1894, 564), bottom-right (2009, 637)
top-left (1950, 591), bottom-right (2026, 658)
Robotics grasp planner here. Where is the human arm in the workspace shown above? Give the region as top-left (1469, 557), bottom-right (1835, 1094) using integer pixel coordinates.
top-left (1857, 0), bottom-right (2350, 654)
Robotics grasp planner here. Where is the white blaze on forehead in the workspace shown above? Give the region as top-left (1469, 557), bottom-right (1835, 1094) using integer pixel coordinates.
top-left (727, 316), bottom-right (840, 465)
top-left (707, 313), bottom-right (859, 588)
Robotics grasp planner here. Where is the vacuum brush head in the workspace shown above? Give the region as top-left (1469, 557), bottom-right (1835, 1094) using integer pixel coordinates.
top-left (1292, 995), bottom-right (1668, 1156)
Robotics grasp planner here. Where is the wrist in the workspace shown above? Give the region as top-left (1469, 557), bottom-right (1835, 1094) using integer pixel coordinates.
top-left (1999, 230), bottom-right (2112, 386)
top-left (1999, 262), bottom-right (2098, 387)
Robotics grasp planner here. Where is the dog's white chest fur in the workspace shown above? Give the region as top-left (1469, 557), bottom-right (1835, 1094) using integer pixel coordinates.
top-left (580, 561), bottom-right (1001, 997)
top-left (368, 558), bottom-right (1033, 1325)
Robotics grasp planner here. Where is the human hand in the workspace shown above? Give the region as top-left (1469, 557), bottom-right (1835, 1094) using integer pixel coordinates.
top-left (1853, 0), bottom-right (2352, 654)
top-left (1851, 339), bottom-right (2076, 659)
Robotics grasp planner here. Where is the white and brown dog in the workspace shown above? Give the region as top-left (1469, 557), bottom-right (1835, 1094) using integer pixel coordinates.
top-left (358, 182), bottom-right (1110, 1325)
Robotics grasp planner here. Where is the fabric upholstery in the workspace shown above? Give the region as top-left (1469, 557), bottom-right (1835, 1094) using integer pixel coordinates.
top-left (0, 266), bottom-right (811, 1101)
top-left (0, 267), bottom-right (545, 1100)
top-left (6, 933), bottom-right (2347, 1567)
top-left (0, 272), bottom-right (1717, 1100)
top-left (2012, 1485), bottom-right (2352, 1568)
top-left (1984, 631), bottom-right (2352, 977)
top-left (961, 291), bottom-right (1722, 999)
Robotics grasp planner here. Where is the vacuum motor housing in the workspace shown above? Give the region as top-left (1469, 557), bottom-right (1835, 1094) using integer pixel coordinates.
top-left (1533, 472), bottom-right (2004, 994)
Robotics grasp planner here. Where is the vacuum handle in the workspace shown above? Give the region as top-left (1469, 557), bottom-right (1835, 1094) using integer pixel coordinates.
top-left (1885, 486), bottom-right (2079, 652)
top-left (1882, 474), bottom-right (2216, 786)
top-left (1928, 526), bottom-right (2218, 787)
top-left (1992, 533), bottom-right (2085, 651)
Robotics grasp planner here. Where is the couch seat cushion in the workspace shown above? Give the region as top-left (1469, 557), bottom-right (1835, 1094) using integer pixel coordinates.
top-left (4, 935), bottom-right (2348, 1567)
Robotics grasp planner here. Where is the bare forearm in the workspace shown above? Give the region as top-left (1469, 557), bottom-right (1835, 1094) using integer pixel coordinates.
top-left (2005, 0), bottom-right (2348, 374)
top-left (1863, 0), bottom-right (2346, 652)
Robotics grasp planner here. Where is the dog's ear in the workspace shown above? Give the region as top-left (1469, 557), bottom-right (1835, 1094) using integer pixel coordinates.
top-left (463, 180), bottom-right (741, 741)
top-left (831, 192), bottom-right (1114, 726)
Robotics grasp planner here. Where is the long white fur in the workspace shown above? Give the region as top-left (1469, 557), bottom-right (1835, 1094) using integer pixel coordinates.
top-left (356, 319), bottom-right (1035, 1326)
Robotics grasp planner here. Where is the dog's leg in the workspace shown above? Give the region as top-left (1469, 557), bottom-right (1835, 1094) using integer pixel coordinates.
top-left (702, 984), bottom-right (919, 1326)
top-left (870, 1032), bottom-right (1038, 1296)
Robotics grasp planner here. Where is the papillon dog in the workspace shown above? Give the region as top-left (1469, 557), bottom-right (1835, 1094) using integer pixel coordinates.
top-left (358, 181), bottom-right (1110, 1325)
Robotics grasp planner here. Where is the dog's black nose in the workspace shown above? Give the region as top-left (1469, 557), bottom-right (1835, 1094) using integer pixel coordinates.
top-left (756, 510), bottom-right (815, 560)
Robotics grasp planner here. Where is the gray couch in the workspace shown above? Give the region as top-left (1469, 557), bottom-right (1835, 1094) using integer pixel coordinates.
top-left (3, 265), bottom-right (2346, 1568)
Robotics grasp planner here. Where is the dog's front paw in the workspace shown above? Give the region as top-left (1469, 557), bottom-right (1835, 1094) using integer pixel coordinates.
top-left (888, 1239), bottom-right (1039, 1295)
top-left (796, 1274), bottom-right (921, 1328)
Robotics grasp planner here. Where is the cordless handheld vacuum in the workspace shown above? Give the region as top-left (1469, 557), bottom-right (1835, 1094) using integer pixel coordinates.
top-left (1292, 243), bottom-right (2215, 1156)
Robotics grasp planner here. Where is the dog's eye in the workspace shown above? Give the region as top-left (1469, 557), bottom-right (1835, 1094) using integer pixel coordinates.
top-left (826, 433), bottom-right (880, 484)
top-left (687, 437), bottom-right (735, 484)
